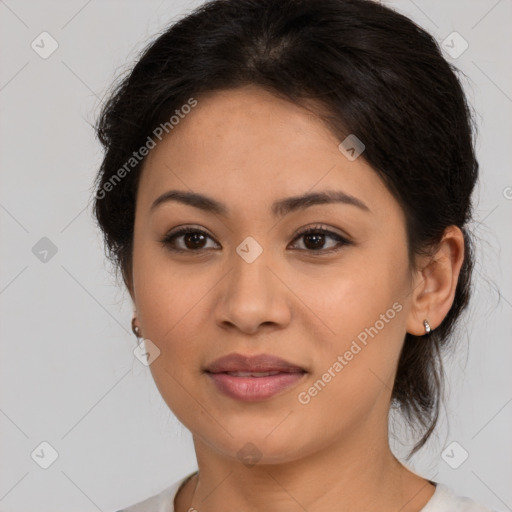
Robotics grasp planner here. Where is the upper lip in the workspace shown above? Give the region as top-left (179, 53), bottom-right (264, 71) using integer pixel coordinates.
top-left (205, 353), bottom-right (306, 373)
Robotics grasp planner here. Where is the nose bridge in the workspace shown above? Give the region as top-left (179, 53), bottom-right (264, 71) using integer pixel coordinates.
top-left (214, 236), bottom-right (291, 333)
top-left (228, 237), bottom-right (274, 304)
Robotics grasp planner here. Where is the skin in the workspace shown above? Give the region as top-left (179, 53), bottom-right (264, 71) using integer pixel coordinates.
top-left (128, 84), bottom-right (465, 512)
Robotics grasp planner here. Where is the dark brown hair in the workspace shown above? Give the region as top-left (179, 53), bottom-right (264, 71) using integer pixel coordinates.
top-left (92, 0), bottom-right (478, 457)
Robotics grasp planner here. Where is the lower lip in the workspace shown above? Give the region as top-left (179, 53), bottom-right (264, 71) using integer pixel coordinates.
top-left (206, 372), bottom-right (306, 402)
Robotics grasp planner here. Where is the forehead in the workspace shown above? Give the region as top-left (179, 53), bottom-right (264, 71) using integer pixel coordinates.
top-left (137, 85), bottom-right (398, 221)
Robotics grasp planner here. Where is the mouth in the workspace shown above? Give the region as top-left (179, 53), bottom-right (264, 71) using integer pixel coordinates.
top-left (204, 353), bottom-right (307, 402)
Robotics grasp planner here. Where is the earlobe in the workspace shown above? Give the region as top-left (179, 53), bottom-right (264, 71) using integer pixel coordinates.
top-left (132, 314), bottom-right (142, 338)
top-left (405, 225), bottom-right (465, 336)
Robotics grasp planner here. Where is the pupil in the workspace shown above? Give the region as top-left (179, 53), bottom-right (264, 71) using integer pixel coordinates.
top-left (186, 233), bottom-right (205, 249)
top-left (305, 234), bottom-right (324, 250)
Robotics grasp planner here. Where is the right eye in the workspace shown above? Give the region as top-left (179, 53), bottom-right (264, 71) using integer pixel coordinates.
top-left (160, 226), bottom-right (220, 253)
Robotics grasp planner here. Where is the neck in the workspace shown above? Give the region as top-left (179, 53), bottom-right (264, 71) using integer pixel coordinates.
top-left (177, 420), bottom-right (435, 512)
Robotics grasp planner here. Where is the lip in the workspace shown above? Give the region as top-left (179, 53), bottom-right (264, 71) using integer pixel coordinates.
top-left (204, 353), bottom-right (306, 373)
top-left (207, 372), bottom-right (306, 401)
top-left (204, 353), bottom-right (307, 402)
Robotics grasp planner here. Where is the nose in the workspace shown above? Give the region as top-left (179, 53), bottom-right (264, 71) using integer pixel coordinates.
top-left (214, 249), bottom-right (292, 335)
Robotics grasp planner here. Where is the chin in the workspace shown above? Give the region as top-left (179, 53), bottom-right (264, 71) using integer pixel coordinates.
top-left (195, 424), bottom-right (317, 466)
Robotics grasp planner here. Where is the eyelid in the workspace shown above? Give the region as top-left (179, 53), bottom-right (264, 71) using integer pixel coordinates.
top-left (291, 223), bottom-right (351, 242)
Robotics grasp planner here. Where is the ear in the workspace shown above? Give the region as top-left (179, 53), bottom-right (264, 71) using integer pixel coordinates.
top-left (406, 225), bottom-right (465, 336)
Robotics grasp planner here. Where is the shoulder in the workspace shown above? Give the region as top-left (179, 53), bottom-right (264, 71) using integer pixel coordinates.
top-left (422, 481), bottom-right (502, 512)
top-left (114, 471), bottom-right (198, 512)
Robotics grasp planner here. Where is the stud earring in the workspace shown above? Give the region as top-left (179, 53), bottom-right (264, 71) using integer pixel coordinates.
top-left (131, 316), bottom-right (141, 338)
top-left (423, 319), bottom-right (431, 335)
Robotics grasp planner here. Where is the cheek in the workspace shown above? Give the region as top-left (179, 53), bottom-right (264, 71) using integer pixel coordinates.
top-left (133, 254), bottom-right (213, 419)
top-left (292, 275), bottom-right (407, 436)
top-left (304, 250), bottom-right (408, 342)
top-left (301, 249), bottom-right (409, 400)
top-left (132, 242), bottom-right (220, 375)
top-left (134, 273), bottom-right (210, 356)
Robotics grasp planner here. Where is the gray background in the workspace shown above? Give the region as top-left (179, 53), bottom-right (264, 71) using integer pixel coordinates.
top-left (0, 0), bottom-right (511, 510)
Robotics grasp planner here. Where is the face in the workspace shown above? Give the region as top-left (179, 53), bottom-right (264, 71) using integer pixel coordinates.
top-left (130, 85), bottom-right (416, 464)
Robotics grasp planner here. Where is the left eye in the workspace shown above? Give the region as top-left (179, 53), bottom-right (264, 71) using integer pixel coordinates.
top-left (161, 225), bottom-right (351, 254)
top-left (290, 226), bottom-right (351, 253)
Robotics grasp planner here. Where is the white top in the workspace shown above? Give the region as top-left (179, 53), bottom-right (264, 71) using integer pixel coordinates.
top-left (115, 471), bottom-right (501, 512)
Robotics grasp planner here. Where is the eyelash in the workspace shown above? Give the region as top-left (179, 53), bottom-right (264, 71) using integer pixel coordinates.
top-left (160, 224), bottom-right (352, 255)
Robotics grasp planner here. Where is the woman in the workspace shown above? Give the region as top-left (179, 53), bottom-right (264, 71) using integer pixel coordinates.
top-left (93, 0), bottom-right (499, 510)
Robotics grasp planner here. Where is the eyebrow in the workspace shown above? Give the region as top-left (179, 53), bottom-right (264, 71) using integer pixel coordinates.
top-left (150, 189), bottom-right (371, 217)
